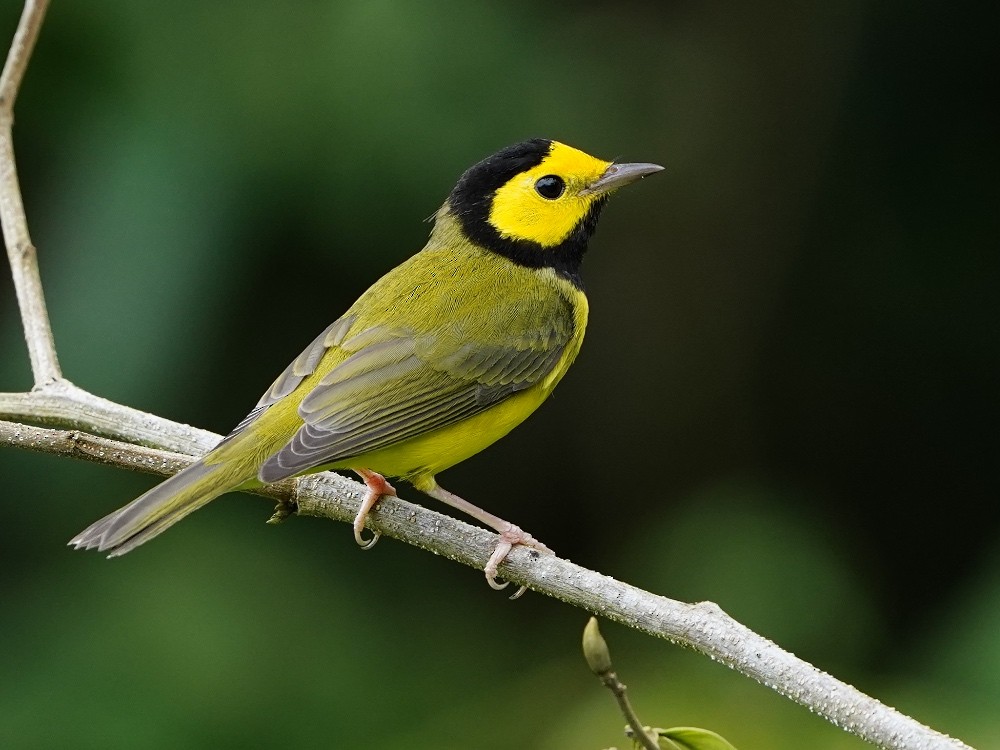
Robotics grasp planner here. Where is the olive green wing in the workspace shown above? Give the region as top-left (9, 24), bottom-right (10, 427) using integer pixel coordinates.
top-left (256, 311), bottom-right (574, 483)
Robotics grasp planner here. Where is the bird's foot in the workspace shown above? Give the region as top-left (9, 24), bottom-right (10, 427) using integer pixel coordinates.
top-left (485, 524), bottom-right (554, 599)
top-left (353, 469), bottom-right (397, 549)
top-left (416, 479), bottom-right (553, 599)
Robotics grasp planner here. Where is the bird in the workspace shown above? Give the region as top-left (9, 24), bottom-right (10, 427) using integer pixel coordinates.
top-left (70, 138), bottom-right (663, 591)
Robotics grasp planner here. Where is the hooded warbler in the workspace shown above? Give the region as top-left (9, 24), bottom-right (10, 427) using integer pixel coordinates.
top-left (71, 139), bottom-right (662, 590)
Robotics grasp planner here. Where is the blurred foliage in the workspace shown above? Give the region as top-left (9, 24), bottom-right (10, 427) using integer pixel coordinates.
top-left (1, 1), bottom-right (997, 748)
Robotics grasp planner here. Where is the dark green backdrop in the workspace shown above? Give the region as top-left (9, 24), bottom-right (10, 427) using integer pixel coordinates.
top-left (2, 1), bottom-right (997, 748)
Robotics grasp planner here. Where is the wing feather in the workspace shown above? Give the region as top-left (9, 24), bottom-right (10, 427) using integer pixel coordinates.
top-left (257, 319), bottom-right (573, 483)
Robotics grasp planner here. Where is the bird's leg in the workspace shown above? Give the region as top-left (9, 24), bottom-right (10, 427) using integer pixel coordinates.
top-left (415, 478), bottom-right (552, 596)
top-left (353, 469), bottom-right (396, 550)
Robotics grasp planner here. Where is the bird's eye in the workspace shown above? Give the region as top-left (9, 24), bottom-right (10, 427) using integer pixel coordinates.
top-left (534, 175), bottom-right (566, 200)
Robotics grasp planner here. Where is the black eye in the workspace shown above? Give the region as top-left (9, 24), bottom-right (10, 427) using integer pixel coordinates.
top-left (534, 175), bottom-right (566, 200)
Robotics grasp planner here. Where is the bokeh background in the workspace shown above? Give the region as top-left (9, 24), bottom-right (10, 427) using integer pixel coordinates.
top-left (1, 1), bottom-right (997, 748)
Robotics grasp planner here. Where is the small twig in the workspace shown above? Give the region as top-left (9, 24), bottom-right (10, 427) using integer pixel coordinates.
top-left (0, 0), bottom-right (48, 106)
top-left (583, 618), bottom-right (659, 750)
top-left (610, 681), bottom-right (658, 750)
top-left (608, 681), bottom-right (658, 750)
top-left (1, 0), bottom-right (59, 386)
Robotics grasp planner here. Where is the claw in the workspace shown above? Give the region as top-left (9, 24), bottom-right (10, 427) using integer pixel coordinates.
top-left (352, 469), bottom-right (396, 551)
top-left (484, 538), bottom-right (514, 589)
top-left (481, 525), bottom-right (551, 599)
top-left (354, 525), bottom-right (381, 550)
top-left (485, 562), bottom-right (529, 600)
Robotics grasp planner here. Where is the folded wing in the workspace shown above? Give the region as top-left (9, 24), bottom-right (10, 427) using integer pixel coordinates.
top-left (256, 309), bottom-right (572, 483)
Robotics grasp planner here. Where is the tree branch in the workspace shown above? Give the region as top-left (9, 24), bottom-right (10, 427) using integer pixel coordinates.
top-left (0, 398), bottom-right (975, 750)
top-left (1, 0), bottom-right (59, 386)
top-left (0, 380), bottom-right (218, 454)
top-left (0, 3), bottom-right (976, 750)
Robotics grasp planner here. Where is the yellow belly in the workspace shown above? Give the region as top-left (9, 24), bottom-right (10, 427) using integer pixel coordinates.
top-left (328, 380), bottom-right (550, 482)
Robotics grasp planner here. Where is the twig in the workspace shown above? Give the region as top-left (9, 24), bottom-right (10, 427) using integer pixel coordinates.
top-left (0, 380), bottom-right (218, 454)
top-left (583, 618), bottom-right (660, 750)
top-left (0, 0), bottom-right (48, 110)
top-left (1, 0), bottom-right (59, 386)
top-left (608, 679), bottom-right (659, 750)
top-left (0, 4), bottom-right (977, 750)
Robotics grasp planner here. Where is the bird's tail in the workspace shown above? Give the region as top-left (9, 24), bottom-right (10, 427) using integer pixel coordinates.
top-left (69, 459), bottom-right (241, 557)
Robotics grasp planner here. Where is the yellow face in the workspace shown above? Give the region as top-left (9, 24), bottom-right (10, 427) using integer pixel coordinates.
top-left (486, 142), bottom-right (612, 248)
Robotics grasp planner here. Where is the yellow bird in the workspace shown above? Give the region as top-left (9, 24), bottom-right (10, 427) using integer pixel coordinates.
top-left (71, 139), bottom-right (662, 589)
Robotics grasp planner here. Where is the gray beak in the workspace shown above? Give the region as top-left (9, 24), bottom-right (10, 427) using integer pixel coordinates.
top-left (579, 162), bottom-right (664, 197)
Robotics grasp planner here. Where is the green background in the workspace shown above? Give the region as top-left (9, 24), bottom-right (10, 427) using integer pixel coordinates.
top-left (1, 1), bottom-right (997, 748)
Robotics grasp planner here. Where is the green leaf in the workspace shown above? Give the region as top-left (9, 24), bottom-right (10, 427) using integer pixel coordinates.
top-left (654, 726), bottom-right (738, 750)
top-left (624, 726), bottom-right (738, 750)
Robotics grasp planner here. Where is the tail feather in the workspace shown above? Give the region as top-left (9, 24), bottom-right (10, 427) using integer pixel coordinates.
top-left (70, 460), bottom-right (237, 556)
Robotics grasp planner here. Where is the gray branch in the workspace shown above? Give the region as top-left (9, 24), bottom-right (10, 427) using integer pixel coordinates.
top-left (1, 0), bottom-right (59, 386)
top-left (0, 379), bottom-right (218, 454)
top-left (0, 388), bottom-right (975, 750)
top-left (0, 3), bottom-right (975, 750)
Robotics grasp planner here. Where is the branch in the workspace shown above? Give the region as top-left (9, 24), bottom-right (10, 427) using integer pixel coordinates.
top-left (1, 0), bottom-right (59, 386)
top-left (0, 4), bottom-right (975, 750)
top-left (0, 391), bottom-right (975, 750)
top-left (1, 0), bottom-right (56, 382)
top-left (0, 380), bottom-right (218, 454)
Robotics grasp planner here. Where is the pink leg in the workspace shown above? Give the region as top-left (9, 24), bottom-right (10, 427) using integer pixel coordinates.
top-left (353, 469), bottom-right (397, 550)
top-left (415, 477), bottom-right (552, 596)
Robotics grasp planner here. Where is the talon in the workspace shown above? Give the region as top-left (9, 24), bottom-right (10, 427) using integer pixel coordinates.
top-left (487, 575), bottom-right (510, 591)
top-left (481, 525), bottom-right (553, 597)
top-left (352, 469), bottom-right (396, 551)
top-left (484, 537), bottom-right (514, 589)
top-left (354, 525), bottom-right (381, 550)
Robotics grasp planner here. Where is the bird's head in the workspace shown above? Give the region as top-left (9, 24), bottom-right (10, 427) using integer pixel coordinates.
top-left (444, 139), bottom-right (662, 283)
